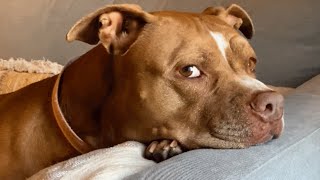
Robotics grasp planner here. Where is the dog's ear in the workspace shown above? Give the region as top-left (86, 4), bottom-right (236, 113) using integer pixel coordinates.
top-left (66, 4), bottom-right (156, 54)
top-left (203, 4), bottom-right (254, 39)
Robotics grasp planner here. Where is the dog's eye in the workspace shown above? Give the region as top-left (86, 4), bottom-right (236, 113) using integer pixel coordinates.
top-left (179, 65), bottom-right (201, 78)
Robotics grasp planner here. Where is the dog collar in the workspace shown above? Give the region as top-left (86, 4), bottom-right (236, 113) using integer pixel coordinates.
top-left (51, 72), bottom-right (93, 154)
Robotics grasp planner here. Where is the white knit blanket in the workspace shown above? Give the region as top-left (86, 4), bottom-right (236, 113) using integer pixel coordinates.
top-left (28, 141), bottom-right (155, 180)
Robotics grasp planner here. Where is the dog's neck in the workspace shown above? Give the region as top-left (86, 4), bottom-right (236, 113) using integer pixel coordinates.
top-left (58, 44), bottom-right (113, 148)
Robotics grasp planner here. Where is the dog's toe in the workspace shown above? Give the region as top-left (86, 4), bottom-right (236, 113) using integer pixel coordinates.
top-left (168, 140), bottom-right (183, 157)
top-left (144, 140), bottom-right (183, 162)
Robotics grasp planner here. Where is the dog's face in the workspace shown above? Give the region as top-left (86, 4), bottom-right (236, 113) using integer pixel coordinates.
top-left (67, 4), bottom-right (284, 149)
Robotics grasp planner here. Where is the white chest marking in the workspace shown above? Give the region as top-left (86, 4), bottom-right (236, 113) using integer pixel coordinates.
top-left (210, 31), bottom-right (228, 60)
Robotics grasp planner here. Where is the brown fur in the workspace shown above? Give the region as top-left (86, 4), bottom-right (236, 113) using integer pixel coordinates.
top-left (0, 4), bottom-right (284, 179)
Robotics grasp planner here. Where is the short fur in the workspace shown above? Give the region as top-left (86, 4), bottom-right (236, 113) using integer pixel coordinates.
top-left (0, 4), bottom-right (284, 179)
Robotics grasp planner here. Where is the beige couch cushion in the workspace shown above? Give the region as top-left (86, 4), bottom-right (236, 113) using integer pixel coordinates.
top-left (0, 58), bottom-right (63, 94)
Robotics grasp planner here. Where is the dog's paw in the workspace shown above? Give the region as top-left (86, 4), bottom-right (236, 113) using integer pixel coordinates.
top-left (144, 140), bottom-right (183, 162)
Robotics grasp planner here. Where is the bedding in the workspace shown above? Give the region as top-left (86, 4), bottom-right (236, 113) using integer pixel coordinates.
top-left (0, 58), bottom-right (62, 94)
top-left (28, 141), bottom-right (155, 180)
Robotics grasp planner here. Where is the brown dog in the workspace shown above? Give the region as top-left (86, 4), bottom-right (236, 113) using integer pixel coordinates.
top-left (0, 4), bottom-right (284, 179)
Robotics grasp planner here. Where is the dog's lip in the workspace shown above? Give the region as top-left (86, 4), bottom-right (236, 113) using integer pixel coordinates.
top-left (248, 108), bottom-right (284, 124)
top-left (269, 116), bottom-right (284, 139)
top-left (252, 133), bottom-right (275, 146)
top-left (210, 128), bottom-right (276, 147)
top-left (210, 132), bottom-right (251, 145)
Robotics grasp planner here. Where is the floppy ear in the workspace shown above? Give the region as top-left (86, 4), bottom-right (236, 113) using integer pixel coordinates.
top-left (202, 4), bottom-right (254, 39)
top-left (66, 4), bottom-right (156, 54)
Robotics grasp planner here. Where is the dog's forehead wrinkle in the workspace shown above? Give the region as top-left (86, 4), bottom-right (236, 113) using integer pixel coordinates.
top-left (166, 38), bottom-right (187, 67)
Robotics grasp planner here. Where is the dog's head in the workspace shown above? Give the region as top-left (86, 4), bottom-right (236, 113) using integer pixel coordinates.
top-left (67, 4), bottom-right (284, 149)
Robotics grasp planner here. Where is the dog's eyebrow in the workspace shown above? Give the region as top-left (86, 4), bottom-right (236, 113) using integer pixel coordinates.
top-left (167, 39), bottom-right (186, 66)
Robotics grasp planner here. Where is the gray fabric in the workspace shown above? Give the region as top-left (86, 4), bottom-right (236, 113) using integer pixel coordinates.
top-left (295, 74), bottom-right (320, 96)
top-left (128, 93), bottom-right (320, 179)
top-left (0, 0), bottom-right (320, 87)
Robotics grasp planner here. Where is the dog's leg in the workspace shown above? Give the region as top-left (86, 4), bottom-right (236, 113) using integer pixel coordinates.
top-left (144, 140), bottom-right (183, 162)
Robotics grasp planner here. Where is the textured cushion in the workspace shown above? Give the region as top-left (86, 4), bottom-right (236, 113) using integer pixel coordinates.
top-left (0, 71), bottom-right (52, 94)
top-left (128, 80), bottom-right (320, 179)
top-left (29, 141), bottom-right (155, 180)
top-left (0, 59), bottom-right (62, 94)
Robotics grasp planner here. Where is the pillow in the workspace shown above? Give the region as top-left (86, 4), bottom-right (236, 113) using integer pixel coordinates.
top-left (0, 58), bottom-right (63, 94)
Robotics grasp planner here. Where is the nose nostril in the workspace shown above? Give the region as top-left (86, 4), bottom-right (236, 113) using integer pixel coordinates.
top-left (251, 91), bottom-right (284, 122)
top-left (266, 103), bottom-right (273, 112)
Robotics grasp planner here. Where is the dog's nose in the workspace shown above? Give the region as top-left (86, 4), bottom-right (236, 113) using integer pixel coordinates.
top-left (250, 91), bottom-right (284, 122)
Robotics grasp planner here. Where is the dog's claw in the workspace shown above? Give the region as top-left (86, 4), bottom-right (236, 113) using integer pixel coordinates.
top-left (144, 140), bottom-right (183, 162)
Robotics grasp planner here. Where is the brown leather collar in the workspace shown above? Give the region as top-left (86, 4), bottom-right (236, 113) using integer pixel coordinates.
top-left (51, 72), bottom-right (93, 154)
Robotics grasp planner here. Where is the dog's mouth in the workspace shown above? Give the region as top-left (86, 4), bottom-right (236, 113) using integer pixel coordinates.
top-left (210, 131), bottom-right (274, 147)
top-left (208, 116), bottom-right (284, 148)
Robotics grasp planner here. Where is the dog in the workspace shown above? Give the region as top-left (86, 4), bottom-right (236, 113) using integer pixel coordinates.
top-left (0, 4), bottom-right (284, 179)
